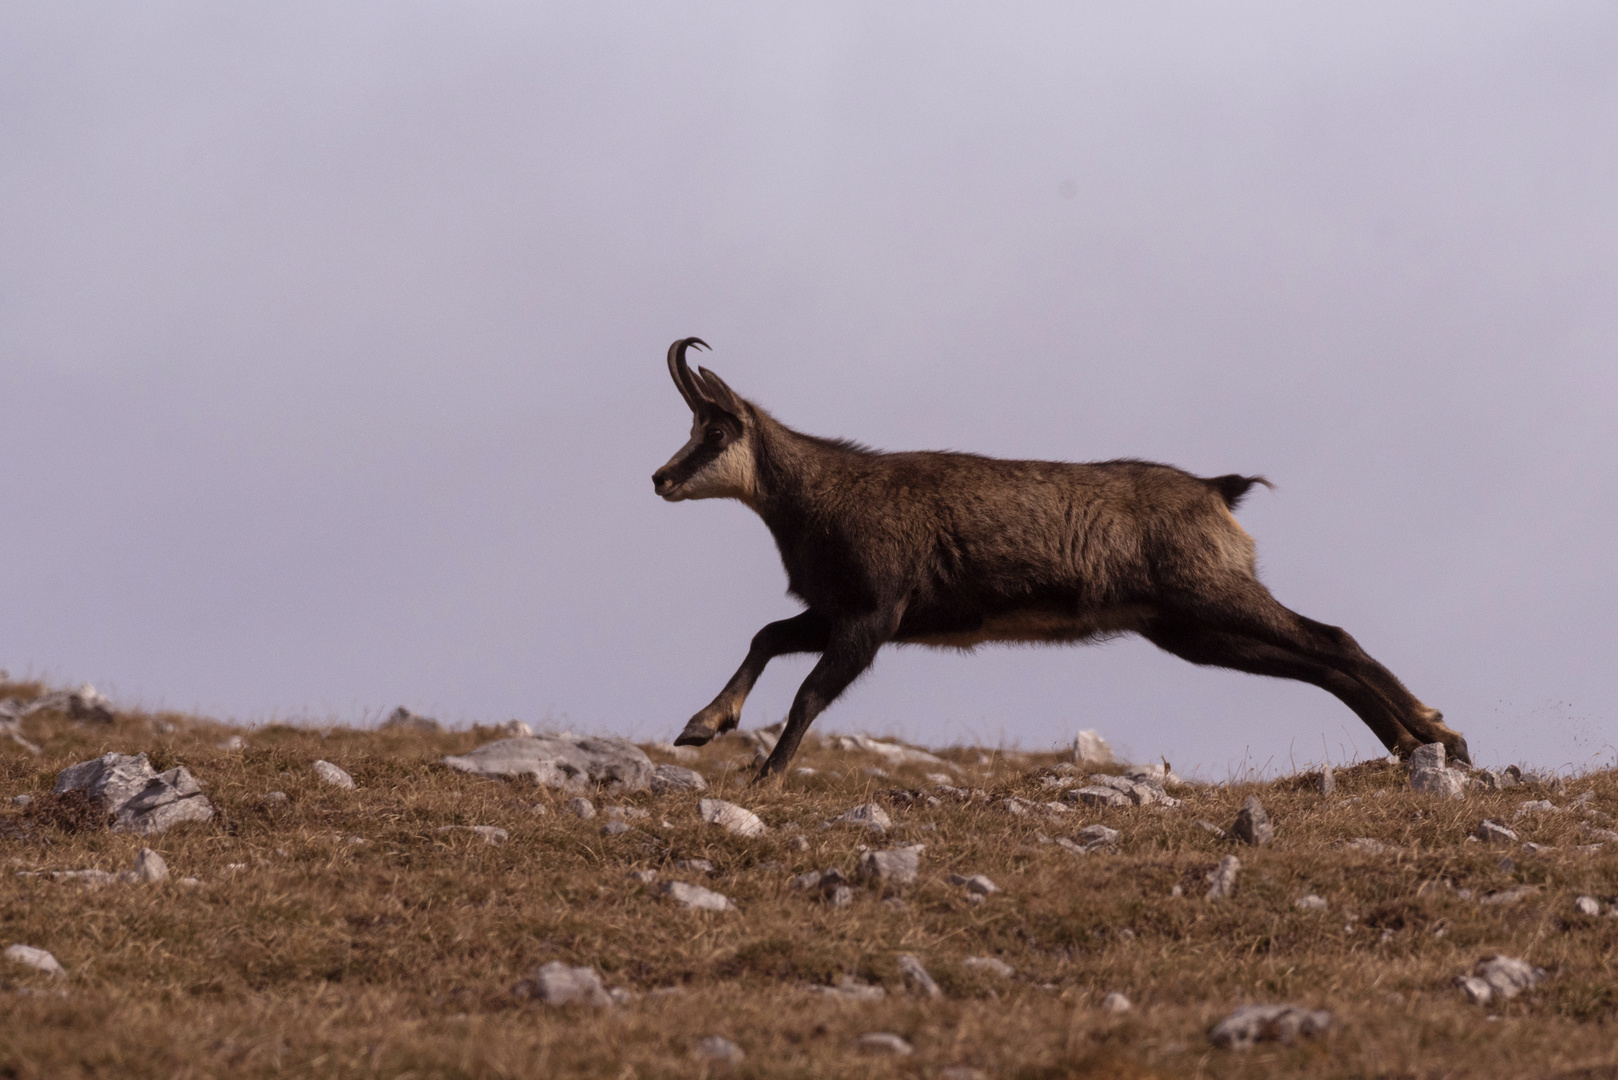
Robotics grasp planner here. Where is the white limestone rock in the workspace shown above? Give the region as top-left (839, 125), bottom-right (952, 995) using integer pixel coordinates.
top-left (962, 956), bottom-right (1015, 978)
top-left (1205, 855), bottom-right (1240, 900)
top-left (312, 760), bottom-right (355, 789)
top-left (1456, 955), bottom-right (1546, 1005)
top-left (694, 1036), bottom-right (744, 1063)
top-left (650, 764), bottom-right (707, 793)
top-left (855, 1032), bottom-right (914, 1055)
top-left (441, 734), bottom-right (655, 793)
top-left (1072, 730), bottom-right (1116, 765)
top-left (660, 880), bottom-right (736, 911)
top-left (514, 961), bottom-right (612, 1006)
top-left (824, 803), bottom-right (892, 833)
top-left (896, 953), bottom-right (942, 998)
top-left (52, 752), bottom-right (215, 835)
top-left (698, 798), bottom-right (767, 838)
top-left (1208, 1004), bottom-right (1331, 1049)
top-left (857, 846), bottom-right (921, 886)
top-left (4, 944), bottom-right (65, 977)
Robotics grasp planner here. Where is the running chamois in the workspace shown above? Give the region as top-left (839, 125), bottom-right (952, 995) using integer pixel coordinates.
top-left (652, 338), bottom-right (1468, 778)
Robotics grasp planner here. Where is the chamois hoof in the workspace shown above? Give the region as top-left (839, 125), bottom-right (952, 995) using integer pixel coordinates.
top-left (672, 722), bottom-right (717, 747)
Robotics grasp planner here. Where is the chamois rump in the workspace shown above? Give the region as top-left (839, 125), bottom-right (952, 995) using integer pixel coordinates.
top-left (652, 337), bottom-right (1468, 779)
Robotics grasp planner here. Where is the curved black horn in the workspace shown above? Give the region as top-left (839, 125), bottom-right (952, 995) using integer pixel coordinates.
top-left (666, 337), bottom-right (710, 410)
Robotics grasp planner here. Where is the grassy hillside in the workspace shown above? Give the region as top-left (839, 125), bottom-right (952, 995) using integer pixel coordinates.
top-left (1, 681), bottom-right (1615, 1079)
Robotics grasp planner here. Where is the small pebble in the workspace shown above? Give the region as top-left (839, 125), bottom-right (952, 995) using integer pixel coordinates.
top-left (566, 798), bottom-right (596, 820)
top-left (1575, 895), bottom-right (1601, 917)
top-left (855, 1032), bottom-right (913, 1055)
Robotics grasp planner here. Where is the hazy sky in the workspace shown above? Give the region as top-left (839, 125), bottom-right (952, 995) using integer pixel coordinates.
top-left (3, 3), bottom-right (1614, 777)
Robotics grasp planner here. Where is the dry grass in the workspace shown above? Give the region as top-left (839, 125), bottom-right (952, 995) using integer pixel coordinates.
top-left (1, 689), bottom-right (1617, 1078)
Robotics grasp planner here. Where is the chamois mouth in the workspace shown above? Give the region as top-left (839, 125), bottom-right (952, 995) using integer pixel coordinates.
top-left (652, 472), bottom-right (683, 500)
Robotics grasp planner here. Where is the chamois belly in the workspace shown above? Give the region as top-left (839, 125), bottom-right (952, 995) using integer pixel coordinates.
top-left (901, 605), bottom-right (1152, 650)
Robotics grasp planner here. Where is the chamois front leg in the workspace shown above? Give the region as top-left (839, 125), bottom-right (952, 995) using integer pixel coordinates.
top-left (673, 610), bottom-right (830, 746)
top-left (755, 609), bottom-right (900, 780)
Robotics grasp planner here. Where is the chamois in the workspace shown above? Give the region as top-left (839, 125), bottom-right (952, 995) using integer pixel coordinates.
top-left (652, 337), bottom-right (1468, 778)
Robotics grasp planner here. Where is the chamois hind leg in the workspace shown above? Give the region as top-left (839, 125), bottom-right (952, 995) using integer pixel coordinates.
top-left (755, 610), bottom-right (895, 781)
top-left (674, 610), bottom-right (830, 747)
top-left (1166, 580), bottom-right (1467, 764)
top-left (1143, 617), bottom-right (1421, 757)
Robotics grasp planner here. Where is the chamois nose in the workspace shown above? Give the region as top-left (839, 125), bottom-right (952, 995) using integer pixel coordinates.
top-left (652, 469), bottom-right (670, 493)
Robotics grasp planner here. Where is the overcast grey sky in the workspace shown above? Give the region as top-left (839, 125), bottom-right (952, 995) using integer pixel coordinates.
top-left (2, 3), bottom-right (1614, 776)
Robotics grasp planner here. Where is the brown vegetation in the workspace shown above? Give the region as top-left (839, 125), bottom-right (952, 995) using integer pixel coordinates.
top-left (1, 703), bottom-right (1615, 1078)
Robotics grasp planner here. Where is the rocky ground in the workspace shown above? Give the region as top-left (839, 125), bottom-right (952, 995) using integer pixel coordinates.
top-left (2, 678), bottom-right (1616, 1079)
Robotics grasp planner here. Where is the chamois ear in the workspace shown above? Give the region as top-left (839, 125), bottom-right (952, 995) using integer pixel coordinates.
top-left (695, 366), bottom-right (743, 416)
top-left (666, 337), bottom-right (710, 413)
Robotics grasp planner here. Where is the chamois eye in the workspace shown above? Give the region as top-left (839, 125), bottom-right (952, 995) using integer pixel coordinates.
top-left (705, 427), bottom-right (725, 445)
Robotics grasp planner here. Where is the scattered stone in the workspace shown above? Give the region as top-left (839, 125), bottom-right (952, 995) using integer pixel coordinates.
top-left (52, 753), bottom-right (215, 835)
top-left (1072, 729), bottom-right (1116, 765)
top-left (627, 869), bottom-right (657, 884)
top-left (650, 764), bottom-right (707, 793)
top-left (1521, 842), bottom-right (1555, 855)
top-left (699, 798), bottom-right (767, 838)
top-left (11, 794), bottom-right (33, 808)
top-left (312, 760), bottom-right (355, 789)
top-left (826, 884), bottom-right (855, 907)
top-left (1575, 895), bottom-right (1601, 917)
top-left (808, 974), bottom-right (885, 1000)
top-left (1230, 796), bottom-right (1274, 846)
top-left (1583, 824), bottom-right (1618, 844)
top-left (216, 735), bottom-right (246, 752)
top-left (381, 706), bottom-right (442, 733)
top-left (3, 944), bottom-right (64, 977)
top-left (1479, 886), bottom-right (1535, 905)
top-left (1456, 955), bottom-right (1546, 1005)
top-left (672, 858), bottom-right (714, 874)
top-left (694, 1036), bottom-right (744, 1064)
top-left (947, 873), bottom-right (999, 895)
top-left (1514, 799), bottom-right (1556, 818)
top-left (789, 835), bottom-right (810, 851)
top-left (857, 847), bottom-right (922, 886)
top-left (825, 803), bottom-right (892, 833)
top-left (1317, 767), bottom-right (1336, 795)
top-left (1208, 1004), bottom-right (1332, 1049)
top-left (1001, 796), bottom-right (1032, 815)
top-left (1408, 743), bottom-right (1467, 798)
top-left (964, 892), bottom-right (986, 906)
top-left (441, 734), bottom-right (655, 793)
top-left (1295, 894), bottom-right (1329, 912)
top-left (436, 825), bottom-right (509, 844)
top-left (1101, 991), bottom-right (1132, 1013)
top-left (939, 1069), bottom-right (989, 1080)
top-left (1476, 819), bottom-right (1518, 844)
top-left (1084, 773), bottom-right (1180, 807)
top-left (261, 791), bottom-right (289, 805)
top-left (896, 953), bottom-right (942, 998)
top-left (603, 805), bottom-right (650, 819)
top-left (600, 820), bottom-right (631, 836)
top-left (132, 847), bottom-right (168, 883)
top-left (962, 956), bottom-right (1015, 978)
top-left (660, 880), bottom-right (735, 911)
top-left (566, 797), bottom-right (596, 819)
top-left (1067, 785), bottom-right (1131, 808)
top-left (1477, 766), bottom-right (1522, 790)
top-left (789, 870), bottom-right (824, 890)
top-left (830, 733), bottom-right (947, 767)
top-left (13, 684), bottom-right (114, 723)
top-left (52, 869), bottom-right (118, 886)
top-left (493, 719), bottom-right (535, 738)
top-left (1195, 819), bottom-right (1229, 839)
top-left (513, 961), bottom-right (613, 1006)
top-left (1206, 855), bottom-right (1240, 900)
top-left (855, 1032), bottom-right (913, 1055)
top-left (1340, 837), bottom-right (1390, 854)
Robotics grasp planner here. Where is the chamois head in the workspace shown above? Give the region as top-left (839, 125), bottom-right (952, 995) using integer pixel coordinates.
top-left (652, 337), bottom-right (759, 504)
